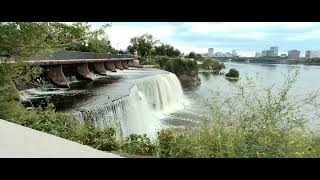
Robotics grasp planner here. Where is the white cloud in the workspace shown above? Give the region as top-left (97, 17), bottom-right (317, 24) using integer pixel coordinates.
top-left (105, 25), bottom-right (173, 50)
top-left (186, 22), bottom-right (315, 34)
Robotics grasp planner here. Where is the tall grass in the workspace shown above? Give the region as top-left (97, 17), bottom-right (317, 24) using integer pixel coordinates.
top-left (156, 70), bottom-right (320, 158)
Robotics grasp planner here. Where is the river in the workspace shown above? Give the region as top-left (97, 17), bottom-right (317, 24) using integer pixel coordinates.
top-left (21, 62), bottom-right (320, 139)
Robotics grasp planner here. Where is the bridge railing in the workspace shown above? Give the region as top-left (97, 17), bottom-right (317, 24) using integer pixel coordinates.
top-left (32, 50), bottom-right (136, 60)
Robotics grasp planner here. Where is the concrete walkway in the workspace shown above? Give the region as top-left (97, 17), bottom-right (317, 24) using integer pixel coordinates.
top-left (0, 119), bottom-right (123, 158)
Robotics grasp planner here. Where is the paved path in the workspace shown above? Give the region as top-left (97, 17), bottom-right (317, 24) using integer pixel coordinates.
top-left (0, 119), bottom-right (123, 158)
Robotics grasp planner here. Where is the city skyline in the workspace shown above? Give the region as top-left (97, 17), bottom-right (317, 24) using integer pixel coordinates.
top-left (89, 22), bottom-right (320, 57)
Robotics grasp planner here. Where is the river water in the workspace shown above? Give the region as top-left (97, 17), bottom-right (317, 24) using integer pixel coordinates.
top-left (21, 62), bottom-right (320, 139)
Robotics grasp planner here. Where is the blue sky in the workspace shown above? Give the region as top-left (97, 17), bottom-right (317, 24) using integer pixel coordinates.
top-left (89, 22), bottom-right (320, 57)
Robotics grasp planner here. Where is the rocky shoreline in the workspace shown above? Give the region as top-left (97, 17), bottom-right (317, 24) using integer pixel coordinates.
top-left (178, 75), bottom-right (201, 89)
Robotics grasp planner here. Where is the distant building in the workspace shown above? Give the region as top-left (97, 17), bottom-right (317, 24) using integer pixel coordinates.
top-left (305, 50), bottom-right (311, 59)
top-left (201, 53), bottom-right (209, 57)
top-left (309, 50), bottom-right (320, 58)
top-left (232, 50), bottom-right (237, 57)
top-left (270, 46), bottom-right (279, 57)
top-left (255, 52), bottom-right (262, 57)
top-left (288, 50), bottom-right (300, 60)
top-left (208, 48), bottom-right (214, 57)
top-left (225, 52), bottom-right (232, 57)
top-left (215, 52), bottom-right (225, 57)
top-left (281, 54), bottom-right (287, 57)
top-left (262, 50), bottom-right (272, 57)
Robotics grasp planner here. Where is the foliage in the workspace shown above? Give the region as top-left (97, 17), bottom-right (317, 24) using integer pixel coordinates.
top-left (226, 69), bottom-right (239, 78)
top-left (155, 71), bottom-right (320, 158)
top-left (201, 58), bottom-right (226, 71)
top-left (156, 56), bottom-right (198, 76)
top-left (121, 134), bottom-right (155, 156)
top-left (127, 34), bottom-right (158, 58)
top-left (185, 51), bottom-right (202, 60)
top-left (157, 129), bottom-right (175, 157)
top-left (71, 122), bottom-right (119, 151)
top-left (138, 57), bottom-right (158, 65)
top-left (152, 43), bottom-right (181, 57)
top-left (0, 22), bottom-right (120, 153)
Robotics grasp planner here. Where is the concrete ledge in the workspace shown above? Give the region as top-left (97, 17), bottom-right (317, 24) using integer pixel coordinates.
top-left (114, 61), bottom-right (124, 70)
top-left (25, 58), bottom-right (137, 66)
top-left (77, 63), bottom-right (93, 80)
top-left (105, 61), bottom-right (117, 72)
top-left (93, 62), bottom-right (107, 75)
top-left (0, 119), bottom-right (123, 158)
top-left (121, 61), bottom-right (129, 69)
top-left (47, 65), bottom-right (70, 88)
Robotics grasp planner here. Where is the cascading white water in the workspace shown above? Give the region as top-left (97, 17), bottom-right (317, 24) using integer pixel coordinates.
top-left (73, 72), bottom-right (188, 139)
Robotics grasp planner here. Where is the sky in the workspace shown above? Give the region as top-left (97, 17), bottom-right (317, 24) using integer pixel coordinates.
top-left (89, 22), bottom-right (320, 57)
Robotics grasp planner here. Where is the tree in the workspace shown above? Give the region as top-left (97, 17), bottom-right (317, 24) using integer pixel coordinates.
top-left (64, 22), bottom-right (116, 53)
top-left (153, 43), bottom-right (181, 57)
top-left (127, 34), bottom-right (158, 60)
top-left (0, 22), bottom-right (107, 114)
top-left (201, 58), bottom-right (226, 71)
top-left (186, 51), bottom-right (202, 60)
top-left (226, 69), bottom-right (240, 78)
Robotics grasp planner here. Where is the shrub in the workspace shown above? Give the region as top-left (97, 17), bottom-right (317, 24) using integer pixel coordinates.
top-left (154, 70), bottom-right (320, 158)
top-left (201, 59), bottom-right (226, 71)
top-left (72, 122), bottom-right (120, 151)
top-left (122, 134), bottom-right (155, 156)
top-left (226, 69), bottom-right (239, 78)
top-left (156, 56), bottom-right (198, 76)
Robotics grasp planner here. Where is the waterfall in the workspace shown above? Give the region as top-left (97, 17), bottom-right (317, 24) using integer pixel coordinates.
top-left (73, 72), bottom-right (187, 139)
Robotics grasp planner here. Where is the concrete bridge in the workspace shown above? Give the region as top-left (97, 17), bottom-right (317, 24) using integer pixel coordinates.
top-left (25, 51), bottom-right (138, 87)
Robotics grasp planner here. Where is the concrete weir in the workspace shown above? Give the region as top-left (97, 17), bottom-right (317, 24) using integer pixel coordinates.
top-left (128, 60), bottom-right (134, 67)
top-left (47, 65), bottom-right (69, 88)
top-left (93, 62), bottom-right (107, 75)
top-left (121, 61), bottom-right (129, 69)
top-left (77, 63), bottom-right (93, 80)
top-left (106, 61), bottom-right (117, 72)
top-left (114, 61), bottom-right (124, 70)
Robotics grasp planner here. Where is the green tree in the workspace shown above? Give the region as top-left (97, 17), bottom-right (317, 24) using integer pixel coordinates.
top-left (127, 34), bottom-right (158, 60)
top-left (153, 43), bottom-right (181, 57)
top-left (186, 51), bottom-right (202, 60)
top-left (0, 22), bottom-right (103, 119)
top-left (201, 58), bottom-right (226, 71)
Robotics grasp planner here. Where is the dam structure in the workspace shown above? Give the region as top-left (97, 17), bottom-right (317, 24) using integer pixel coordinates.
top-left (25, 50), bottom-right (138, 88)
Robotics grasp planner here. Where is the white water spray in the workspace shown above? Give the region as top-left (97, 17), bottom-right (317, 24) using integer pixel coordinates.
top-left (73, 72), bottom-right (188, 139)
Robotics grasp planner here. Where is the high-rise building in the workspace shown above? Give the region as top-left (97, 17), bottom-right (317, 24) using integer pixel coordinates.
top-left (215, 52), bottom-right (225, 57)
top-left (309, 50), bottom-right (320, 58)
top-left (288, 50), bottom-right (300, 60)
top-left (270, 46), bottom-right (279, 57)
top-left (255, 52), bottom-right (262, 57)
top-left (305, 50), bottom-right (311, 59)
top-left (208, 48), bottom-right (214, 57)
top-left (262, 50), bottom-right (272, 57)
top-left (232, 50), bottom-right (237, 57)
top-left (225, 52), bottom-right (232, 57)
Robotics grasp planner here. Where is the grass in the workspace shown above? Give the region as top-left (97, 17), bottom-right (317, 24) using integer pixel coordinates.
top-left (154, 70), bottom-right (320, 158)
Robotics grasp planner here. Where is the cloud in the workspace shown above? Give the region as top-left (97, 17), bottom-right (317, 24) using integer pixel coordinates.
top-left (87, 22), bottom-right (320, 56)
top-left (104, 24), bottom-right (174, 50)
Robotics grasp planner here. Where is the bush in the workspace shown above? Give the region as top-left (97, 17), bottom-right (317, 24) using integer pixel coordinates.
top-left (122, 134), bottom-right (155, 156)
top-left (226, 69), bottom-right (239, 78)
top-left (156, 56), bottom-right (198, 76)
top-left (138, 57), bottom-right (158, 65)
top-left (72, 122), bottom-right (120, 151)
top-left (154, 70), bottom-right (320, 158)
top-left (201, 59), bottom-right (225, 71)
